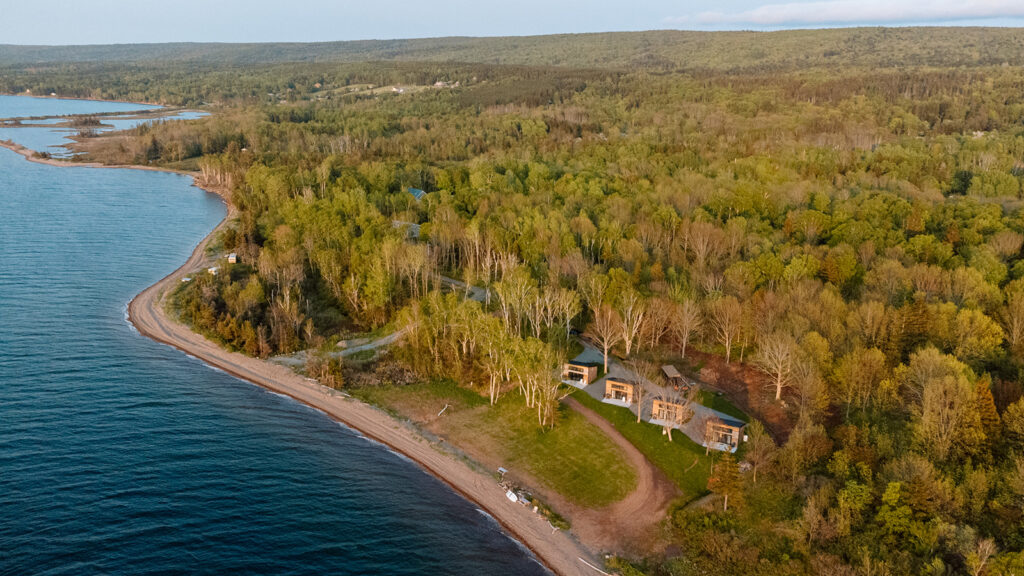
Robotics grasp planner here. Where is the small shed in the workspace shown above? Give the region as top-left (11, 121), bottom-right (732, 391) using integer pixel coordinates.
top-left (227, 253), bottom-right (237, 264)
top-left (661, 365), bottom-right (686, 389)
top-left (207, 266), bottom-right (219, 275)
top-left (408, 187), bottom-right (426, 201)
top-left (604, 377), bottom-right (635, 405)
top-left (562, 361), bottom-right (600, 387)
top-left (704, 417), bottom-right (747, 452)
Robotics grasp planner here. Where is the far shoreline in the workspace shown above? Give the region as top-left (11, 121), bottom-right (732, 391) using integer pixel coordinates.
top-left (0, 91), bottom-right (165, 109)
top-left (0, 130), bottom-right (598, 576)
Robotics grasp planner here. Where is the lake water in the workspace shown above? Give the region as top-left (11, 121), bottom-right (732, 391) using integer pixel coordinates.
top-left (0, 96), bottom-right (208, 158)
top-left (0, 96), bottom-right (546, 575)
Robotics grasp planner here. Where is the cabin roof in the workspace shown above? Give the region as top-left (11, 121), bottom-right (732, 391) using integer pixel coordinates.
top-left (408, 187), bottom-right (426, 200)
top-left (715, 416), bottom-right (747, 429)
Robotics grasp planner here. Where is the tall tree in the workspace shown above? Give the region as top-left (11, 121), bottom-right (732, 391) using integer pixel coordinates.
top-left (618, 289), bottom-right (647, 358)
top-left (669, 297), bottom-right (703, 359)
top-left (709, 451), bottom-right (742, 511)
top-left (755, 332), bottom-right (798, 402)
top-left (585, 305), bottom-right (622, 373)
top-left (744, 420), bottom-right (777, 484)
top-left (976, 376), bottom-right (1001, 447)
top-left (709, 296), bottom-right (743, 365)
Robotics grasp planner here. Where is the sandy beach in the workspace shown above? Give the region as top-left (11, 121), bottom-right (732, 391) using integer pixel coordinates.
top-left (0, 138), bottom-right (601, 576)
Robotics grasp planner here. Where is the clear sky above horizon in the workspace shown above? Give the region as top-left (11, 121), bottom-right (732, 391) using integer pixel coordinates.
top-left (3, 0), bottom-right (1024, 45)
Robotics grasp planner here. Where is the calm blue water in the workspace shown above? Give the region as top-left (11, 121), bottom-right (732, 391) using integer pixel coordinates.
top-left (0, 100), bottom-right (207, 158)
top-left (0, 126), bottom-right (79, 156)
top-left (0, 97), bottom-right (545, 575)
top-left (99, 110), bottom-right (209, 132)
top-left (0, 95), bottom-right (160, 119)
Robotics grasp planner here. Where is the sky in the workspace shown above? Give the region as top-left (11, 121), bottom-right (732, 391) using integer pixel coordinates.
top-left (2, 0), bottom-right (1024, 45)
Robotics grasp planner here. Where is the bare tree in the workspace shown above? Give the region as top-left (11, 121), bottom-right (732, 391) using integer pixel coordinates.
top-left (627, 358), bottom-right (659, 424)
top-left (755, 332), bottom-right (798, 402)
top-left (618, 289), bottom-right (647, 358)
top-left (1002, 290), bottom-right (1024, 357)
top-left (968, 538), bottom-right (997, 576)
top-left (578, 272), bottom-right (609, 314)
top-left (709, 296), bottom-right (743, 364)
top-left (644, 297), bottom-right (674, 349)
top-left (585, 305), bottom-right (622, 373)
top-left (990, 229), bottom-right (1024, 259)
top-left (669, 297), bottom-right (703, 358)
top-left (554, 288), bottom-right (581, 338)
top-left (686, 220), bottom-right (723, 268)
top-left (494, 267), bottom-right (534, 336)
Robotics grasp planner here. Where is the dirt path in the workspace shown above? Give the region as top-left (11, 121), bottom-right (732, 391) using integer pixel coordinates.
top-left (563, 397), bottom-right (679, 555)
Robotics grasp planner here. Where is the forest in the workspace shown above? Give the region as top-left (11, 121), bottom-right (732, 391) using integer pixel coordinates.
top-left (8, 28), bottom-right (1024, 575)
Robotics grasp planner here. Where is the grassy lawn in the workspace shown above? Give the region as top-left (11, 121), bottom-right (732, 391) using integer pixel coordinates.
top-left (697, 390), bottom-right (749, 422)
top-left (352, 381), bottom-right (638, 508)
top-left (571, 390), bottom-right (713, 502)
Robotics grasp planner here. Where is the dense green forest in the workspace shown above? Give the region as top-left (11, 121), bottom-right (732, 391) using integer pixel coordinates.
top-left (9, 29), bottom-right (1024, 575)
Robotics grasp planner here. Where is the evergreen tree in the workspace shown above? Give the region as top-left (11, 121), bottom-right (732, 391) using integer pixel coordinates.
top-left (709, 451), bottom-right (743, 511)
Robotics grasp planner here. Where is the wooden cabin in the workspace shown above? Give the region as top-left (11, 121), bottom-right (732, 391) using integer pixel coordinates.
top-left (651, 399), bottom-right (687, 425)
top-left (704, 417), bottom-right (746, 452)
top-left (604, 377), bottom-right (635, 405)
top-left (562, 361), bottom-right (600, 387)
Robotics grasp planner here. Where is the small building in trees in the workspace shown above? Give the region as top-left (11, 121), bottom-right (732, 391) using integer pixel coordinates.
top-left (392, 220), bottom-right (422, 240)
top-left (704, 417), bottom-right (747, 453)
top-left (408, 187), bottom-right (426, 201)
top-left (562, 361), bottom-right (600, 388)
top-left (227, 253), bottom-right (237, 264)
top-left (603, 377), bottom-right (635, 406)
top-left (661, 365), bottom-right (687, 389)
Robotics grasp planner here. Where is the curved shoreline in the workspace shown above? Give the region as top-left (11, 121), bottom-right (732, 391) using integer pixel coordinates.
top-left (0, 139), bottom-right (599, 576)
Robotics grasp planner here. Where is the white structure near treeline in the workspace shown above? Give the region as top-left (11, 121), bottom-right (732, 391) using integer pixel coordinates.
top-left (207, 266), bottom-right (219, 275)
top-left (227, 253), bottom-right (237, 264)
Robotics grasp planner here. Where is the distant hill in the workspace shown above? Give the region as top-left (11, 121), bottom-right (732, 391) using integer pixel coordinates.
top-left (4, 28), bottom-right (1024, 71)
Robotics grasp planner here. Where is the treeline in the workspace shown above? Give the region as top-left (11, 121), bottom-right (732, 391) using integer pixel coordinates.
top-left (7, 28), bottom-right (1024, 71)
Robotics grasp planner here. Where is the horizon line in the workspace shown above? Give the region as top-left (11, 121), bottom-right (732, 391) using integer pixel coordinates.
top-left (4, 24), bottom-right (1024, 48)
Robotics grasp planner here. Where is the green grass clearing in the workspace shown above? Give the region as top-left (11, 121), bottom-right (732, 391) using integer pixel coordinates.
top-left (352, 380), bottom-right (638, 508)
top-left (572, 390), bottom-right (713, 502)
top-left (697, 390), bottom-right (749, 422)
